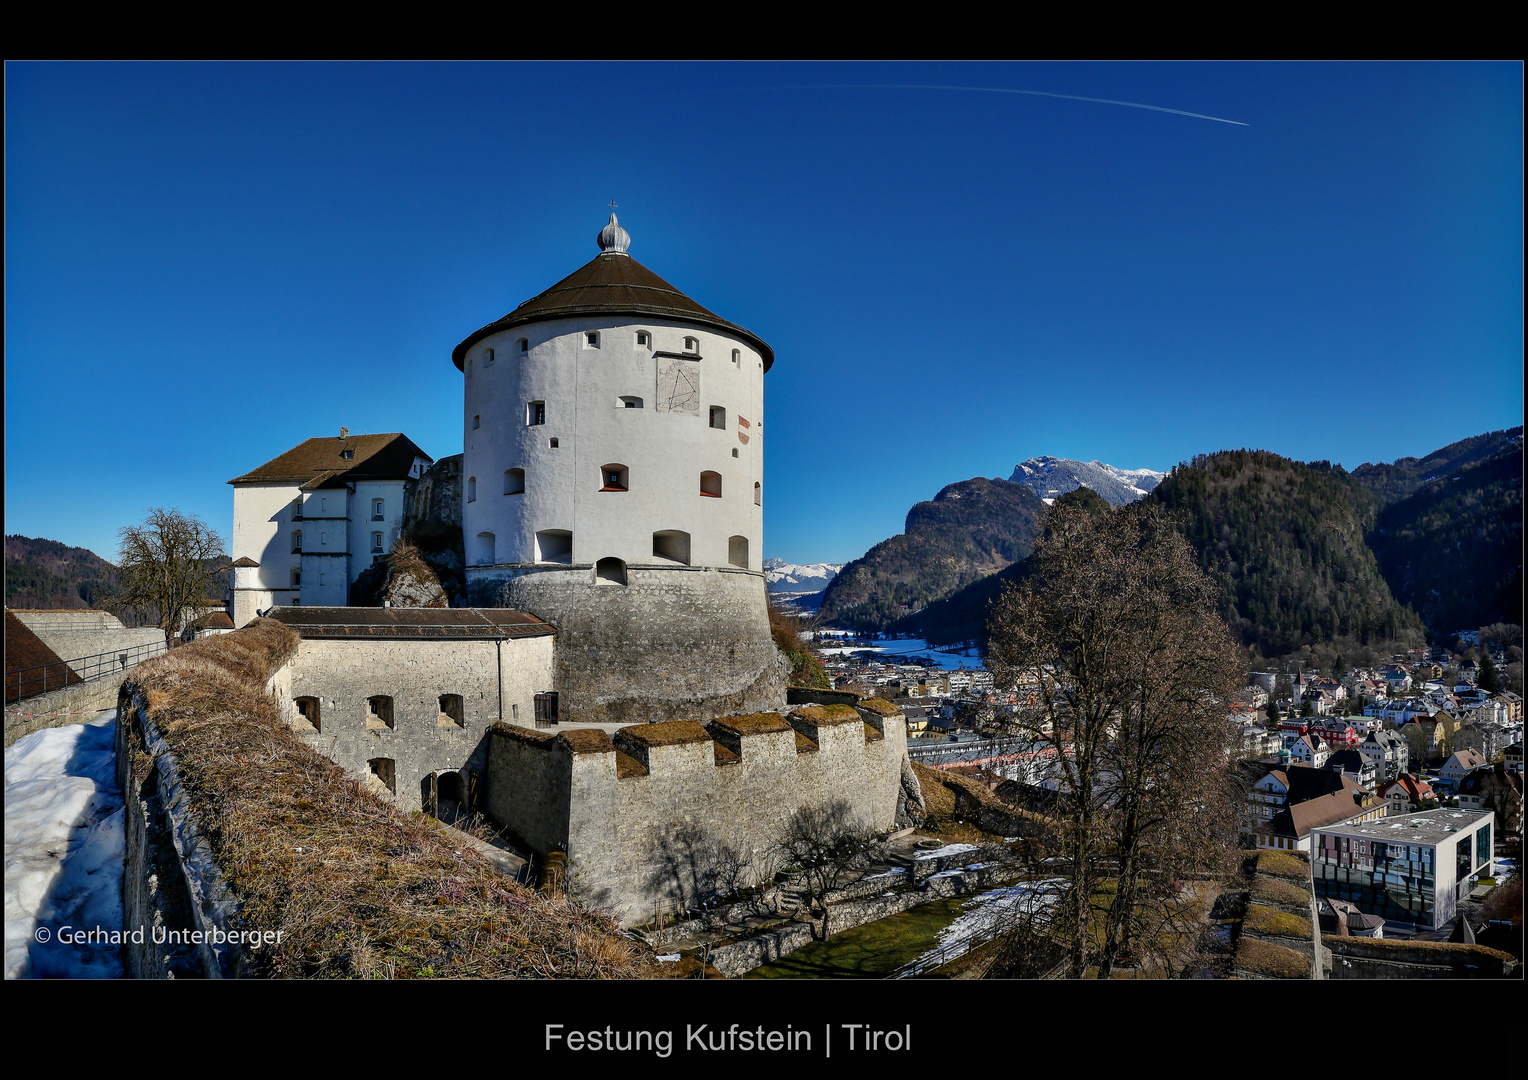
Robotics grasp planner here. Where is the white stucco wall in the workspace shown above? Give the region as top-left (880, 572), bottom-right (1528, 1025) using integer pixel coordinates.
top-left (460, 317), bottom-right (765, 574)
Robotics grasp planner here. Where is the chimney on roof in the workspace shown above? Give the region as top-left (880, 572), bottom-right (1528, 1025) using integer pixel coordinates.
top-left (340, 427), bottom-right (349, 439)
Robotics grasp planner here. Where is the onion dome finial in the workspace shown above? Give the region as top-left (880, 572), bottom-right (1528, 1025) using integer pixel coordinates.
top-left (597, 212), bottom-right (631, 254)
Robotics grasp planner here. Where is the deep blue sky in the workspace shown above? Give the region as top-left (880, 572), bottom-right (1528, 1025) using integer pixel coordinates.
top-left (6, 62), bottom-right (1522, 566)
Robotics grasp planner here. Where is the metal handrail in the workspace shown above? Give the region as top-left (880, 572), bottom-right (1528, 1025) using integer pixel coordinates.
top-left (5, 639), bottom-right (168, 703)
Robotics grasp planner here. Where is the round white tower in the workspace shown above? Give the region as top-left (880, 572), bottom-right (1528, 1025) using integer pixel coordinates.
top-left (454, 216), bottom-right (784, 724)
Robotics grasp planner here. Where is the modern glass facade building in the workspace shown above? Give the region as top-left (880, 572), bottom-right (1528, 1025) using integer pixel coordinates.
top-left (1311, 809), bottom-right (1493, 930)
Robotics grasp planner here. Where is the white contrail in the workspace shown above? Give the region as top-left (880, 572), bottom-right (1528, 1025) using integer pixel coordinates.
top-left (721, 83), bottom-right (1249, 126)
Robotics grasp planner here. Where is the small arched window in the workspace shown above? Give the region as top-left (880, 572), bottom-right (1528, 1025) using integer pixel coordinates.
top-left (684, 336), bottom-right (699, 353)
top-left (504, 468), bottom-right (525, 495)
top-left (467, 476), bottom-right (477, 502)
top-left (585, 331), bottom-right (600, 348)
top-left (732, 348), bottom-right (740, 366)
top-left (596, 557), bottom-right (628, 586)
top-left (475, 531), bottom-right (496, 565)
top-left (600, 464), bottom-right (629, 492)
top-left (536, 530), bottom-right (573, 564)
top-left (472, 414), bottom-right (480, 430)
top-left (728, 535), bottom-right (749, 569)
top-left (368, 757), bottom-right (396, 794)
top-left (700, 472), bottom-right (722, 498)
top-left (293, 696), bottom-right (320, 733)
top-left (652, 530), bottom-right (691, 566)
top-left (754, 482), bottom-right (762, 506)
top-left (366, 697), bottom-right (394, 731)
top-left (518, 337), bottom-right (528, 353)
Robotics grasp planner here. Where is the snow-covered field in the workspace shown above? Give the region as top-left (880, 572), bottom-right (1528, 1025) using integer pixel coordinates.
top-left (4, 713), bottom-right (125, 979)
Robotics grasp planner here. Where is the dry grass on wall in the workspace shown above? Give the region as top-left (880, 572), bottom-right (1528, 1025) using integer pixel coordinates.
top-left (130, 618), bottom-right (655, 979)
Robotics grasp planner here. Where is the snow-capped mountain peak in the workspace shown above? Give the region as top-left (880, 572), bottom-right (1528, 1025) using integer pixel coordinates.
top-left (1009, 456), bottom-right (1166, 506)
top-left (763, 558), bottom-right (844, 592)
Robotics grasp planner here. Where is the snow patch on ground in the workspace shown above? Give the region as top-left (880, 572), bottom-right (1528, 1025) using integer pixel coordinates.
top-left (913, 878), bottom-right (1064, 964)
top-left (4, 713), bottom-right (125, 979)
top-left (914, 842), bottom-right (977, 861)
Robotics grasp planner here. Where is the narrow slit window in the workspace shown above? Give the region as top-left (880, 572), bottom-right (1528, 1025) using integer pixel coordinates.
top-left (473, 414), bottom-right (480, 430)
top-left (518, 337), bottom-right (528, 353)
top-left (467, 476), bottom-right (477, 502)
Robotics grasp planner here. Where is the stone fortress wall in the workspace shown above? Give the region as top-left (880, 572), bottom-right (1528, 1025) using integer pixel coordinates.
top-left (490, 565), bottom-right (785, 726)
top-left (266, 612), bottom-right (557, 813)
top-left (483, 700), bottom-right (909, 927)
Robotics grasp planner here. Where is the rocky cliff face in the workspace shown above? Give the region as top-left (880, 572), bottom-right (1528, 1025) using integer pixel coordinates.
top-left (403, 453), bottom-right (463, 543)
top-left (350, 455), bottom-right (467, 608)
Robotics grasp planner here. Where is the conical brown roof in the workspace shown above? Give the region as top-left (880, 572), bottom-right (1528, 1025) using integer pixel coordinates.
top-left (452, 252), bottom-right (774, 372)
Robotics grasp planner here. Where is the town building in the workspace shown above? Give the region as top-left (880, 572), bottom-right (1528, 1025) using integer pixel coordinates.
top-left (228, 433), bottom-right (432, 624)
top-left (1311, 808), bottom-right (1494, 930)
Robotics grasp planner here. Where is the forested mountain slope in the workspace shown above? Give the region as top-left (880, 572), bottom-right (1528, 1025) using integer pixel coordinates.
top-left (1351, 427), bottom-right (1522, 506)
top-left (1367, 443), bottom-right (1523, 632)
top-left (4, 535), bottom-right (119, 610)
top-left (1147, 450), bottom-right (1424, 657)
top-left (816, 478), bottom-right (1045, 632)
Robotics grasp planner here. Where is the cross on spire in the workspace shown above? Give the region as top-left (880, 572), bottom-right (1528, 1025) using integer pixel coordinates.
top-left (609, 199), bottom-right (618, 212)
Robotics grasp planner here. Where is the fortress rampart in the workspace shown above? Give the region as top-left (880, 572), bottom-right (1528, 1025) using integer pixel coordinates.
top-left (484, 702), bottom-right (908, 926)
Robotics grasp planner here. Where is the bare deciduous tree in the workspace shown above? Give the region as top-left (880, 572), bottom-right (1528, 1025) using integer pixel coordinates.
top-left (113, 507), bottom-right (227, 647)
top-left (771, 799), bottom-right (880, 938)
top-left (985, 500), bottom-right (1242, 978)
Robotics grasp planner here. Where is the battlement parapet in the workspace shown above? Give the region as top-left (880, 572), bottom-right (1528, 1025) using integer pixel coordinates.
top-left (483, 706), bottom-right (911, 925)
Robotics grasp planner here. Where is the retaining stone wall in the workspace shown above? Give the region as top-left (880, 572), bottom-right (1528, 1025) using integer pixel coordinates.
top-left (5, 677), bottom-right (121, 747)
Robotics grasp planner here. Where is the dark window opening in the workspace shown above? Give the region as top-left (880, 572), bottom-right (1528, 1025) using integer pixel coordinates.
top-left (294, 696), bottom-right (320, 733)
top-left (439, 693), bottom-right (464, 728)
top-left (366, 695), bottom-right (394, 731)
top-left (368, 758), bottom-right (396, 795)
top-left (600, 463), bottom-right (629, 492)
top-left (700, 471), bottom-right (722, 498)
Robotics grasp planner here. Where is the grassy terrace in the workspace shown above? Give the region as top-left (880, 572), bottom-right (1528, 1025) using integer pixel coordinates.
top-left (127, 618), bottom-right (654, 979)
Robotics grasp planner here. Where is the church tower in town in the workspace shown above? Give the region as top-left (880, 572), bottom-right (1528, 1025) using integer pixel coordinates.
top-left (454, 215), bottom-right (784, 724)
